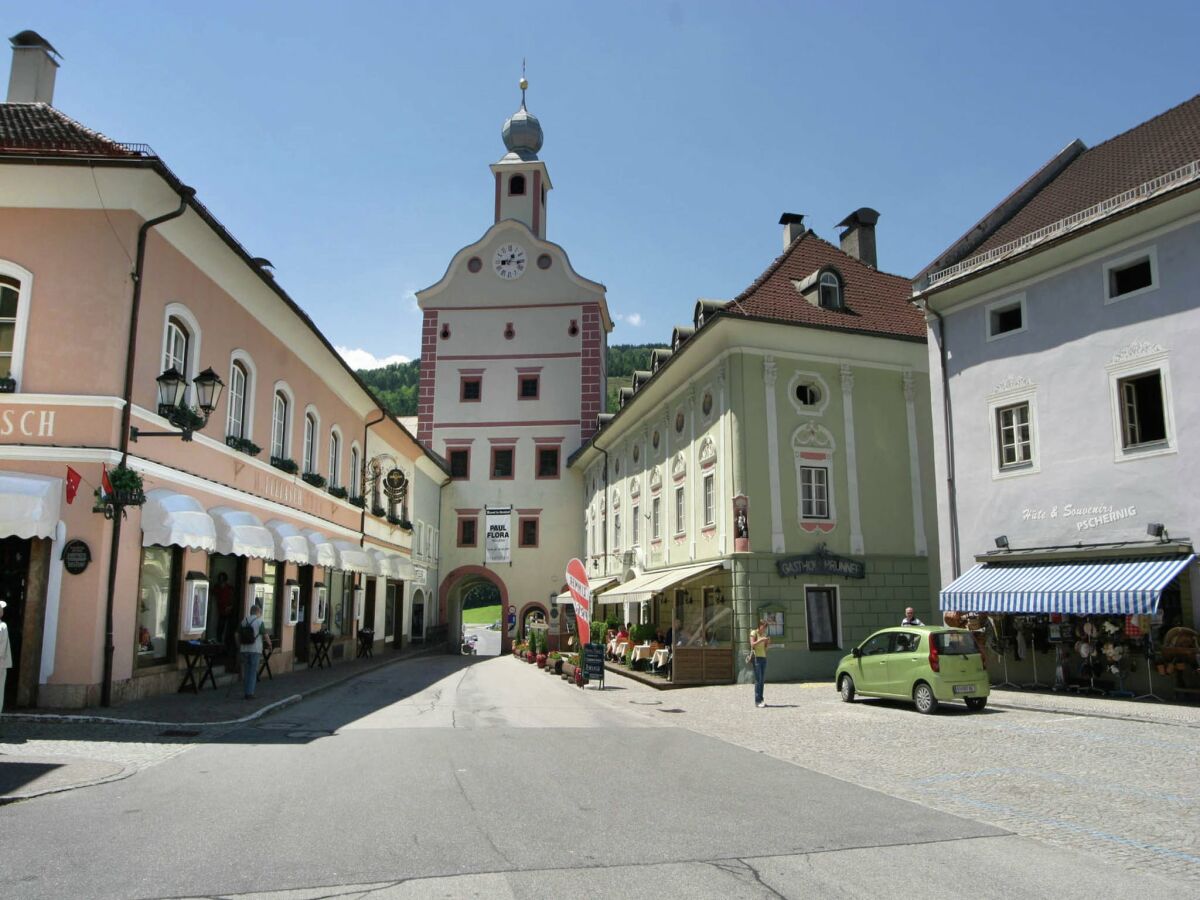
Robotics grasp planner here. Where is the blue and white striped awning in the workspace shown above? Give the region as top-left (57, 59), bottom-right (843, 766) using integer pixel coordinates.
top-left (939, 555), bottom-right (1195, 615)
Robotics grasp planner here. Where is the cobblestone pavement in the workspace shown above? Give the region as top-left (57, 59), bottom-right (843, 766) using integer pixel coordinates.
top-left (592, 669), bottom-right (1200, 884)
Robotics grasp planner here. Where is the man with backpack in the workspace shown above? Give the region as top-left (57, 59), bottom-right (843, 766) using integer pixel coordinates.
top-left (238, 603), bottom-right (272, 700)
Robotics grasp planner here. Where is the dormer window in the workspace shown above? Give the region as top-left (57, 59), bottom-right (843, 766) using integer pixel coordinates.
top-left (819, 272), bottom-right (842, 309)
top-left (509, 174), bottom-right (526, 196)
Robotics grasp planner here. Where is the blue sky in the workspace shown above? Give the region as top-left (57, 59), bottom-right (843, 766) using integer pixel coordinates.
top-left (15, 1), bottom-right (1200, 365)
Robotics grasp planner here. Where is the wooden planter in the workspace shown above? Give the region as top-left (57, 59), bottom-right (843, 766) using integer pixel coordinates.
top-left (561, 662), bottom-right (576, 681)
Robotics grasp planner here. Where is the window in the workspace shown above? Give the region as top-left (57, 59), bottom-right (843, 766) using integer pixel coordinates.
top-left (675, 411), bottom-right (685, 434)
top-left (227, 360), bottom-right (248, 439)
top-left (890, 632), bottom-right (922, 654)
top-left (271, 391), bottom-right (289, 459)
top-left (858, 632), bottom-right (890, 656)
top-left (491, 447), bottom-right (514, 479)
top-left (349, 446), bottom-right (360, 497)
top-left (1119, 372), bottom-right (1167, 448)
top-left (795, 383), bottom-right (821, 406)
top-left (800, 467), bottom-right (829, 518)
top-left (1105, 248), bottom-right (1157, 301)
top-left (674, 485), bottom-right (685, 535)
top-left (509, 173), bottom-right (526, 195)
top-left (519, 517), bottom-right (539, 548)
top-left (703, 473), bottom-right (715, 526)
top-left (986, 295), bottom-right (1026, 340)
top-left (652, 496), bottom-right (661, 540)
top-left (328, 431), bottom-right (341, 487)
top-left (818, 272), bottom-right (841, 309)
top-left (805, 587), bottom-right (839, 650)
top-left (135, 545), bottom-right (180, 668)
top-left (163, 316), bottom-right (189, 378)
top-left (613, 512), bottom-right (621, 550)
top-left (260, 562), bottom-right (281, 638)
top-left (327, 571), bottom-right (353, 637)
top-left (519, 374), bottom-right (540, 399)
top-left (449, 449), bottom-right (470, 479)
top-left (0, 270), bottom-right (29, 385)
top-left (632, 504), bottom-right (640, 544)
top-left (303, 412), bottom-right (318, 473)
top-left (460, 376), bottom-right (482, 402)
top-left (996, 403), bottom-right (1033, 468)
top-left (458, 516), bottom-right (477, 547)
top-left (536, 446), bottom-right (560, 478)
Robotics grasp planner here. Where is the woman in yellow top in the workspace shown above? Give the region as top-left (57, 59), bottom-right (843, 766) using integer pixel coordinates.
top-left (749, 617), bottom-right (770, 707)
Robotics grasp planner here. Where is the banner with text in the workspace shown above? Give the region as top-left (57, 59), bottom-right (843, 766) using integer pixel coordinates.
top-left (484, 506), bottom-right (512, 565)
top-left (565, 557), bottom-right (591, 647)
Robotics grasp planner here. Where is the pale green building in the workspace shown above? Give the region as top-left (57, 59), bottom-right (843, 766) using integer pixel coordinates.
top-left (570, 211), bottom-right (939, 683)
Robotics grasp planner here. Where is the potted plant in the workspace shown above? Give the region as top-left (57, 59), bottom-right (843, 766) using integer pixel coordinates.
top-left (225, 435), bottom-right (262, 457)
top-left (348, 495), bottom-right (365, 509)
top-left (547, 651), bottom-right (563, 675)
top-left (0, 372), bottom-right (16, 393)
top-left (371, 504), bottom-right (387, 518)
top-left (270, 456), bottom-right (299, 474)
top-left (302, 471), bottom-right (327, 488)
top-left (386, 513), bottom-right (403, 526)
top-left (109, 464), bottom-right (146, 506)
top-left (536, 632), bottom-right (547, 668)
top-left (328, 485), bottom-right (348, 500)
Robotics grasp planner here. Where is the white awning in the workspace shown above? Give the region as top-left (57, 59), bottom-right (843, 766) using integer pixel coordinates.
top-left (368, 549), bottom-right (395, 578)
top-left (367, 549), bottom-right (416, 580)
top-left (555, 576), bottom-right (619, 604)
top-left (334, 540), bottom-right (378, 575)
top-left (391, 555), bottom-right (415, 580)
top-left (0, 473), bottom-right (62, 540)
top-left (601, 561), bottom-right (726, 602)
top-left (302, 530), bottom-right (340, 568)
top-left (141, 489), bottom-right (216, 551)
top-left (264, 519), bottom-right (311, 564)
top-left (209, 507), bottom-right (275, 559)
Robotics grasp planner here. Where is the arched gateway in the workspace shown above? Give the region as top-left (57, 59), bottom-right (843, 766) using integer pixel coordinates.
top-left (439, 565), bottom-right (510, 655)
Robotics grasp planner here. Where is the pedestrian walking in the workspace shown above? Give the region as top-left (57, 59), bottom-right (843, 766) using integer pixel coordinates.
top-left (238, 603), bottom-right (271, 700)
top-left (0, 600), bottom-right (11, 715)
top-left (749, 616), bottom-right (770, 707)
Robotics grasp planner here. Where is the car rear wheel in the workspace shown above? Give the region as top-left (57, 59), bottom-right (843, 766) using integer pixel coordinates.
top-left (965, 696), bottom-right (987, 711)
top-left (913, 681), bottom-right (939, 714)
top-left (839, 674), bottom-right (855, 703)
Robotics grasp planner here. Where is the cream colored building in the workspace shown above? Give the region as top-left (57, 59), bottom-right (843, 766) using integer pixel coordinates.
top-left (416, 82), bottom-right (612, 648)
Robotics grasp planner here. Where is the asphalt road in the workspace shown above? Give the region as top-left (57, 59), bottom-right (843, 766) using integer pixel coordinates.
top-left (0, 655), bottom-right (1185, 899)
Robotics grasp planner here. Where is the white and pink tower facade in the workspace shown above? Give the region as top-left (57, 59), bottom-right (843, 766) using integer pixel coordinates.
top-left (416, 79), bottom-right (613, 644)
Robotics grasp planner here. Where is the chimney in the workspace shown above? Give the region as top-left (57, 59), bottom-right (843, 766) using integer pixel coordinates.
top-left (779, 212), bottom-right (805, 251)
top-left (7, 30), bottom-right (60, 104)
top-left (836, 207), bottom-right (880, 268)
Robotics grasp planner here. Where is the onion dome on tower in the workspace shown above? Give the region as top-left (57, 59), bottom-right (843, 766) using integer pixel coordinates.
top-left (501, 76), bottom-right (543, 161)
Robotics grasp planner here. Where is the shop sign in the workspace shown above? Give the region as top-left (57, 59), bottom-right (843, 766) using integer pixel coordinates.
top-left (0, 407), bottom-right (56, 438)
top-left (1021, 501), bottom-right (1137, 532)
top-left (777, 545), bottom-right (865, 579)
top-left (484, 506), bottom-right (511, 564)
top-left (583, 643), bottom-right (605, 683)
top-left (565, 557), bottom-right (591, 646)
top-left (411, 566), bottom-right (427, 587)
top-left (61, 539), bottom-right (91, 574)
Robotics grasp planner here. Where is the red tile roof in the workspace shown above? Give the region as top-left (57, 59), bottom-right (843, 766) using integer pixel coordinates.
top-left (0, 102), bottom-right (146, 157)
top-left (973, 93), bottom-right (1200, 256)
top-left (725, 230), bottom-right (925, 340)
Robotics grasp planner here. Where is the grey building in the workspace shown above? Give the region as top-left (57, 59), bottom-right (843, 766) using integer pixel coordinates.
top-left (912, 94), bottom-right (1200, 698)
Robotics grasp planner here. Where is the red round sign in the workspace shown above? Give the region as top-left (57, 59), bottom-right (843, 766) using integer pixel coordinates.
top-left (565, 558), bottom-right (591, 644)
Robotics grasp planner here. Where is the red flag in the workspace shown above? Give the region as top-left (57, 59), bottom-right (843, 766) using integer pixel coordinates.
top-left (65, 466), bottom-right (82, 504)
top-left (100, 464), bottom-right (114, 500)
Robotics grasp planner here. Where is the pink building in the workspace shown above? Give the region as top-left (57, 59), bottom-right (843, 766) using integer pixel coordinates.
top-left (0, 33), bottom-right (447, 709)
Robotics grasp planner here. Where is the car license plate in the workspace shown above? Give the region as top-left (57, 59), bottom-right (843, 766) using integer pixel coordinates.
top-left (953, 684), bottom-right (976, 694)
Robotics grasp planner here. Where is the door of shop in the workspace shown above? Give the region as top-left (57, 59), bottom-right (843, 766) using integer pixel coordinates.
top-left (0, 536), bottom-right (29, 709)
top-left (207, 554), bottom-right (244, 662)
top-left (294, 565), bottom-right (313, 664)
top-left (384, 582), bottom-right (398, 646)
top-left (363, 579), bottom-right (377, 634)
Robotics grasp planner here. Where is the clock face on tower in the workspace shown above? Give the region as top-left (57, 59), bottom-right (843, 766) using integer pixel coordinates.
top-left (493, 243), bottom-right (527, 280)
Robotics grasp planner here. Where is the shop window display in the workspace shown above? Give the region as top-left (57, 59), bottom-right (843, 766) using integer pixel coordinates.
top-left (136, 546), bottom-right (179, 668)
top-left (261, 562), bottom-right (280, 637)
top-left (671, 586), bottom-right (732, 648)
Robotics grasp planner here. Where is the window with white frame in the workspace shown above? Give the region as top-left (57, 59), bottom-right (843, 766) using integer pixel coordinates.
top-left (652, 496), bottom-right (661, 540)
top-left (303, 412), bottom-right (318, 473)
top-left (1118, 371), bottom-right (1168, 448)
top-left (632, 503), bottom-right (640, 545)
top-left (818, 271), bottom-right (842, 309)
top-left (0, 272), bottom-right (25, 383)
top-left (703, 472), bottom-right (715, 526)
top-left (614, 512), bottom-right (621, 550)
top-left (986, 294), bottom-right (1026, 340)
top-left (996, 402), bottom-right (1033, 468)
top-left (163, 316), bottom-right (189, 378)
top-left (800, 467), bottom-right (829, 519)
top-left (271, 391), bottom-right (289, 459)
top-left (227, 360), bottom-right (248, 439)
top-left (674, 485), bottom-right (685, 535)
top-left (349, 445), bottom-right (360, 497)
top-left (328, 431), bottom-right (341, 487)
top-left (1104, 247), bottom-right (1157, 302)
top-left (805, 586), bottom-right (840, 650)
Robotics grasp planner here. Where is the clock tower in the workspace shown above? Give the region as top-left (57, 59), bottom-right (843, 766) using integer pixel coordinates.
top-left (417, 78), bottom-right (612, 652)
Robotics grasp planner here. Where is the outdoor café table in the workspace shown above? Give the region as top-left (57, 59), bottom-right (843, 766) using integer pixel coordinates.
top-left (630, 644), bottom-right (655, 664)
top-left (177, 640), bottom-right (221, 693)
top-left (357, 629), bottom-right (375, 659)
top-left (309, 632), bottom-right (333, 669)
top-left (614, 641), bottom-right (630, 660)
top-left (257, 642), bottom-right (275, 680)
top-left (651, 648), bottom-right (670, 670)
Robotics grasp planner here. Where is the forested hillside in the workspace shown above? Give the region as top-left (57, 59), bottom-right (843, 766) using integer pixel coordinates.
top-left (355, 342), bottom-right (666, 417)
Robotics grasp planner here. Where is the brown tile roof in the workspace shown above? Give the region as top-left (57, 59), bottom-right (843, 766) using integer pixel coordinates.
top-left (972, 93), bottom-right (1200, 255)
top-left (725, 230), bottom-right (925, 340)
top-left (0, 102), bottom-right (147, 157)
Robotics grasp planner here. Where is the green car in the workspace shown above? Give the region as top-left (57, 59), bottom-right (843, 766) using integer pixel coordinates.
top-left (834, 626), bottom-right (990, 713)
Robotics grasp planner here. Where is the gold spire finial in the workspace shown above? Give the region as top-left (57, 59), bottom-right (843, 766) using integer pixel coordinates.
top-left (519, 59), bottom-right (528, 106)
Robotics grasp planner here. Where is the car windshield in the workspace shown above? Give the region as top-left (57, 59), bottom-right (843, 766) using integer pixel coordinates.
top-left (934, 632), bottom-right (979, 655)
